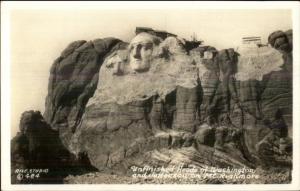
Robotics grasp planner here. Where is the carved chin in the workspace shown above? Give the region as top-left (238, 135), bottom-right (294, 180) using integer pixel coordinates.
top-left (130, 60), bottom-right (150, 72)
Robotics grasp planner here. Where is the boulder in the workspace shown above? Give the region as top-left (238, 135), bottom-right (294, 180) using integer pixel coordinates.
top-left (194, 124), bottom-right (215, 146)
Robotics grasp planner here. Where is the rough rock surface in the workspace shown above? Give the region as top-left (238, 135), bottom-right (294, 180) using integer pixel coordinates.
top-left (13, 29), bottom-right (293, 183)
top-left (62, 30), bottom-right (291, 172)
top-left (262, 29), bottom-right (293, 128)
top-left (241, 30), bottom-right (293, 163)
top-left (43, 38), bottom-right (123, 141)
top-left (11, 110), bottom-right (97, 183)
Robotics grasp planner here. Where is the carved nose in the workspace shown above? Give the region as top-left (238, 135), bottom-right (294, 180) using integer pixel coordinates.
top-left (133, 46), bottom-right (141, 59)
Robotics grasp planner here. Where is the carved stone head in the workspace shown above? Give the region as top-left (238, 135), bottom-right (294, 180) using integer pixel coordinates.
top-left (128, 32), bottom-right (161, 72)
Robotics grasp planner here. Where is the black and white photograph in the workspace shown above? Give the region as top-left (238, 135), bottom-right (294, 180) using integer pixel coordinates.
top-left (1, 1), bottom-right (300, 191)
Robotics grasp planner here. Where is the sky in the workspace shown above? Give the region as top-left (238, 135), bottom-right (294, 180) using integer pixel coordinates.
top-left (9, 8), bottom-right (292, 137)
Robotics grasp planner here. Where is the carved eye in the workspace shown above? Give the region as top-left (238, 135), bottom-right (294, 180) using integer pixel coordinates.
top-left (129, 45), bottom-right (134, 51)
top-left (137, 44), bottom-right (143, 49)
top-left (106, 62), bottom-right (114, 68)
top-left (144, 43), bottom-right (153, 50)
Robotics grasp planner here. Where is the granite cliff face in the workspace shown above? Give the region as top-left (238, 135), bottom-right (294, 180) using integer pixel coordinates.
top-left (12, 28), bottom-right (293, 180)
top-left (43, 38), bottom-right (124, 133)
top-left (11, 111), bottom-right (97, 183)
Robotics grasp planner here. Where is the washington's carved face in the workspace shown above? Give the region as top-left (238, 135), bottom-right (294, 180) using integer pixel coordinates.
top-left (128, 33), bottom-right (159, 72)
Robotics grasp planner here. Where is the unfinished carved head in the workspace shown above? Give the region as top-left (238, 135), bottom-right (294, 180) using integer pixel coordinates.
top-left (105, 50), bottom-right (128, 75)
top-left (128, 33), bottom-right (161, 72)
